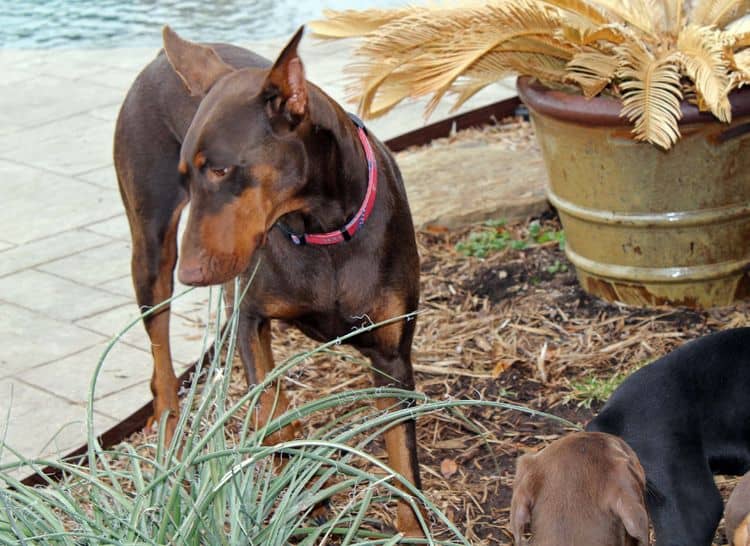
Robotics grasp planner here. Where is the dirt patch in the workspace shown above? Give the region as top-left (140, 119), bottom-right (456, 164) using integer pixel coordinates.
top-left (466, 246), bottom-right (578, 302)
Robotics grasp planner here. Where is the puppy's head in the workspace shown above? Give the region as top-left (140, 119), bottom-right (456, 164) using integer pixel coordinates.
top-left (162, 26), bottom-right (312, 286)
top-left (510, 431), bottom-right (649, 546)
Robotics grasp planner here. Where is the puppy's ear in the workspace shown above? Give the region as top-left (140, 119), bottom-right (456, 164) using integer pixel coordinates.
top-left (162, 26), bottom-right (233, 96)
top-left (607, 441), bottom-right (650, 546)
top-left (510, 454), bottom-right (536, 546)
top-left (612, 491), bottom-right (650, 545)
top-left (734, 515), bottom-right (750, 546)
top-left (263, 26), bottom-right (307, 125)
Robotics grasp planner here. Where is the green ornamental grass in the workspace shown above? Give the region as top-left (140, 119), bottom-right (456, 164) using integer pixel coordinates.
top-left (0, 269), bottom-right (575, 545)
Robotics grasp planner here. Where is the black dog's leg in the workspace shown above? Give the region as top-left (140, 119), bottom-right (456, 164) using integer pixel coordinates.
top-left (646, 455), bottom-right (723, 546)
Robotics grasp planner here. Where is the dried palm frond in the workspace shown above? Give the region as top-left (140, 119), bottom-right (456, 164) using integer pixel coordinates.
top-left (676, 24), bottom-right (732, 120)
top-left (311, 7), bottom-right (422, 38)
top-left (450, 52), bottom-right (521, 107)
top-left (616, 44), bottom-right (684, 148)
top-left (566, 50), bottom-right (621, 96)
top-left (690, 0), bottom-right (750, 27)
top-left (729, 48), bottom-right (750, 87)
top-left (559, 22), bottom-right (635, 47)
top-left (310, 0), bottom-right (750, 148)
top-left (662, 0), bottom-right (686, 33)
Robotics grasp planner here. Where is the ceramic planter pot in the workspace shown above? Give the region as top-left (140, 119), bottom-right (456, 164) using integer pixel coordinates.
top-left (517, 76), bottom-right (750, 309)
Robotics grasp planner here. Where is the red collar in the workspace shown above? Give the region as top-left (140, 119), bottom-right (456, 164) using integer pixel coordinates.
top-left (276, 113), bottom-right (378, 246)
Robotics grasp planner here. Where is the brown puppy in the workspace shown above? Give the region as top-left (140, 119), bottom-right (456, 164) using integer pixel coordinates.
top-left (726, 472), bottom-right (750, 546)
top-left (510, 431), bottom-right (650, 546)
top-left (114, 27), bottom-right (423, 535)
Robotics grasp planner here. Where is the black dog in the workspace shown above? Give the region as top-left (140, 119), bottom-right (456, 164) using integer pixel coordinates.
top-left (587, 327), bottom-right (750, 546)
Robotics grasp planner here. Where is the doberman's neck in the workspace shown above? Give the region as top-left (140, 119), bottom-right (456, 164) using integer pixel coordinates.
top-left (283, 91), bottom-right (371, 236)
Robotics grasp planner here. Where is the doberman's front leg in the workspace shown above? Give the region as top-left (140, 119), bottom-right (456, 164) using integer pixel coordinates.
top-left (365, 296), bottom-right (426, 538)
top-left (237, 315), bottom-right (301, 445)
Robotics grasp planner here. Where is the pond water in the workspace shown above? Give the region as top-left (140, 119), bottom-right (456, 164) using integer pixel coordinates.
top-left (1, 0), bottom-right (406, 48)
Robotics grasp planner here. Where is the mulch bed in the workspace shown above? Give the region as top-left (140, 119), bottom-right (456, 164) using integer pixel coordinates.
top-left (122, 211), bottom-right (747, 545)
top-left (115, 119), bottom-right (747, 544)
top-left (409, 214), bottom-right (745, 545)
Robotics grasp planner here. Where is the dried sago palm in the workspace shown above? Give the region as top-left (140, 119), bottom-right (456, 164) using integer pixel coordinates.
top-left (504, 52), bottom-right (571, 88)
top-left (690, 0), bottom-right (750, 28)
top-left (565, 50), bottom-right (620, 96)
top-left (540, 0), bottom-right (609, 24)
top-left (573, 0), bottom-right (659, 35)
top-left (343, 2), bottom-right (572, 117)
top-left (728, 48), bottom-right (750, 87)
top-left (340, 7), bottom-right (501, 116)
top-left (310, 0), bottom-right (750, 147)
top-left (660, 0), bottom-right (687, 34)
top-left (558, 22), bottom-right (634, 47)
top-left (310, 1), bottom-right (652, 121)
top-left (310, 7), bottom-right (423, 38)
top-left (676, 24), bottom-right (732, 120)
top-left (347, 64), bottom-right (417, 118)
top-left (450, 52), bottom-right (515, 106)
top-left (616, 43), bottom-right (684, 149)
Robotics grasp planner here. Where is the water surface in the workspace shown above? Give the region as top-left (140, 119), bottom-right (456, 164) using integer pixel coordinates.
top-left (2, 0), bottom-right (406, 48)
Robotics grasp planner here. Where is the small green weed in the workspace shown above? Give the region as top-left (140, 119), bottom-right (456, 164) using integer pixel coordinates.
top-left (566, 371), bottom-right (627, 409)
top-left (566, 357), bottom-right (656, 409)
top-left (456, 219), bottom-right (566, 258)
top-left (455, 228), bottom-right (512, 258)
top-left (528, 220), bottom-right (566, 250)
top-left (546, 259), bottom-right (568, 275)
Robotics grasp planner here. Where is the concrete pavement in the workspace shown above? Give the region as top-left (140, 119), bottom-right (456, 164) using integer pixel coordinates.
top-left (0, 36), bottom-right (519, 471)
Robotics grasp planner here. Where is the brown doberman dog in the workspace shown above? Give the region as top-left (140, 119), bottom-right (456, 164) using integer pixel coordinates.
top-left (510, 431), bottom-right (650, 546)
top-left (726, 471), bottom-right (750, 546)
top-left (113, 27), bottom-right (423, 535)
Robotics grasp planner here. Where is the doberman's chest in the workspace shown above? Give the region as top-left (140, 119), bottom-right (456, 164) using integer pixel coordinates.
top-left (235, 238), bottom-right (382, 324)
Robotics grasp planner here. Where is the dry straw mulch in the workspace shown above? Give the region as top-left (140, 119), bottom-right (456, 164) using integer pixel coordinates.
top-left (124, 212), bottom-right (747, 544)
top-left (120, 120), bottom-right (747, 544)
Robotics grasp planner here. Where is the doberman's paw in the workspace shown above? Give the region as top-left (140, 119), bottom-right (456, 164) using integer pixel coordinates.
top-left (261, 418), bottom-right (302, 446)
top-left (310, 498), bottom-right (331, 526)
top-left (145, 411), bottom-right (178, 447)
top-left (397, 503), bottom-right (428, 538)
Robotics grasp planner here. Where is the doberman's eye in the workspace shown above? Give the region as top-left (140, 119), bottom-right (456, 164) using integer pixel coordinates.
top-left (206, 166), bottom-right (233, 183)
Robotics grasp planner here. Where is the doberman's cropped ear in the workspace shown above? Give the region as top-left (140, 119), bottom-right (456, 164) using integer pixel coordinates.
top-left (162, 26), bottom-right (234, 97)
top-left (510, 454), bottom-right (536, 546)
top-left (263, 26), bottom-right (307, 123)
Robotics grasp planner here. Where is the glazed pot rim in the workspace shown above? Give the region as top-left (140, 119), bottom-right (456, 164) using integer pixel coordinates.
top-left (517, 76), bottom-right (750, 127)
